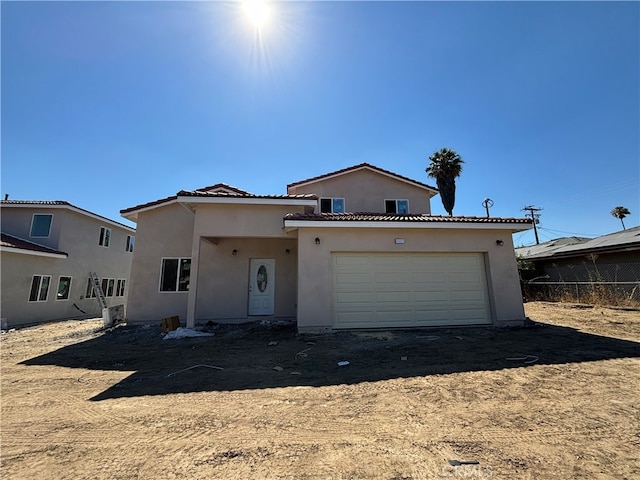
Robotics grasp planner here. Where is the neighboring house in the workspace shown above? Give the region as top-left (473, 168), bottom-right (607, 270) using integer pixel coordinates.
top-left (121, 164), bottom-right (532, 332)
top-left (515, 226), bottom-right (640, 289)
top-left (1, 200), bottom-right (136, 328)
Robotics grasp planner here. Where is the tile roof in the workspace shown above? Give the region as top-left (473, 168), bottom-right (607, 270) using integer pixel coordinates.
top-left (284, 212), bottom-right (532, 224)
top-left (1, 233), bottom-right (68, 257)
top-left (194, 183), bottom-right (253, 195)
top-left (287, 163), bottom-right (438, 192)
top-left (516, 226), bottom-right (640, 260)
top-left (120, 195), bottom-right (178, 216)
top-left (2, 200), bottom-right (135, 231)
top-left (177, 190), bottom-right (318, 200)
top-left (2, 200), bottom-right (70, 207)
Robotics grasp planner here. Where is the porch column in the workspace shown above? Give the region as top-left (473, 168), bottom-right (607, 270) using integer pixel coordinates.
top-left (186, 236), bottom-right (201, 328)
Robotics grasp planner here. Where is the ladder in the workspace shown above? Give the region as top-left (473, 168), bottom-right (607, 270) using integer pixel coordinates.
top-left (89, 272), bottom-right (108, 310)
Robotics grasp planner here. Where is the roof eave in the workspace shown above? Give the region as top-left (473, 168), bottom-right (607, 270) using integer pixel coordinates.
top-left (283, 219), bottom-right (532, 233)
top-left (0, 246), bottom-right (68, 259)
top-left (288, 163), bottom-right (439, 194)
top-left (176, 195), bottom-right (319, 207)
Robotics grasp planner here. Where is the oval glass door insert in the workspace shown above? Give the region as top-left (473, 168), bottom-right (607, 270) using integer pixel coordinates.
top-left (257, 265), bottom-right (268, 292)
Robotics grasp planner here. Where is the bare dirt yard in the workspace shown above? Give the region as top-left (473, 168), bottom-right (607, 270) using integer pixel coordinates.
top-left (1, 301), bottom-right (639, 480)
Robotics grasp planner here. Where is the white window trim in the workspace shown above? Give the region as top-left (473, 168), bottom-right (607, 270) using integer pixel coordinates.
top-left (29, 274), bottom-right (51, 302)
top-left (385, 199), bottom-right (410, 214)
top-left (319, 197), bottom-right (346, 214)
top-left (99, 227), bottom-right (111, 248)
top-left (29, 213), bottom-right (53, 238)
top-left (159, 257), bottom-right (191, 293)
top-left (56, 275), bottom-right (72, 302)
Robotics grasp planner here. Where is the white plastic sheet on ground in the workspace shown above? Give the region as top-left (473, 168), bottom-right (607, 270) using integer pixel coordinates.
top-left (163, 327), bottom-right (215, 340)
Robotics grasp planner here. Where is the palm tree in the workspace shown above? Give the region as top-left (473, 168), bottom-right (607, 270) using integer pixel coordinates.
top-left (610, 206), bottom-right (631, 230)
top-left (426, 148), bottom-right (464, 216)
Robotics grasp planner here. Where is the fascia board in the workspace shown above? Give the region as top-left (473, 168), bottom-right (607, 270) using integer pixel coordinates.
top-left (283, 220), bottom-right (532, 232)
top-left (0, 246), bottom-right (68, 259)
top-left (178, 197), bottom-right (318, 207)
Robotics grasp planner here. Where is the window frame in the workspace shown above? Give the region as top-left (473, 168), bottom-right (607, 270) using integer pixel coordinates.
top-left (126, 235), bottom-right (135, 253)
top-left (384, 199), bottom-right (410, 214)
top-left (29, 274), bottom-right (51, 302)
top-left (99, 227), bottom-right (111, 247)
top-left (56, 276), bottom-right (72, 301)
top-left (116, 279), bottom-right (126, 297)
top-left (85, 277), bottom-right (97, 298)
top-left (319, 197), bottom-right (345, 214)
top-left (159, 257), bottom-right (191, 293)
top-left (30, 214), bottom-right (53, 238)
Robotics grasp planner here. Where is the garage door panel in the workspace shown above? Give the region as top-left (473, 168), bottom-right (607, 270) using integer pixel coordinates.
top-left (333, 253), bottom-right (491, 328)
top-left (412, 291), bottom-right (449, 302)
top-left (335, 311), bottom-right (375, 325)
top-left (374, 291), bottom-right (413, 303)
top-left (335, 273), bottom-right (371, 284)
top-left (374, 311), bottom-right (414, 323)
top-left (336, 291), bottom-right (373, 303)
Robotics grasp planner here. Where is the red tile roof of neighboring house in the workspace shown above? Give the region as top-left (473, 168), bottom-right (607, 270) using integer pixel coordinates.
top-left (287, 163), bottom-right (438, 191)
top-left (1, 200), bottom-right (135, 231)
top-left (284, 212), bottom-right (532, 224)
top-left (0, 232), bottom-right (68, 257)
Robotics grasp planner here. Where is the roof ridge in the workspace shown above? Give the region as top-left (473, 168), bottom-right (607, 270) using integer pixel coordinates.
top-left (287, 163), bottom-right (438, 191)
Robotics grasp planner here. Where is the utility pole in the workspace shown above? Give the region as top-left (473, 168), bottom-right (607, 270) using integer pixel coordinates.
top-left (522, 205), bottom-right (542, 245)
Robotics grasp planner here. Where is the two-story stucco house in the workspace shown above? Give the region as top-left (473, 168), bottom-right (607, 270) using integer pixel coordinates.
top-left (1, 200), bottom-right (136, 328)
top-left (121, 164), bottom-right (532, 332)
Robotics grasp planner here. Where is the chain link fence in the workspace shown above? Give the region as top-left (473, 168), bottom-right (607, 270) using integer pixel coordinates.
top-left (520, 259), bottom-right (640, 307)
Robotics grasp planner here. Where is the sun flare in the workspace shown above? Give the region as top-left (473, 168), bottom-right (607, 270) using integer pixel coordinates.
top-left (243, 0), bottom-right (271, 29)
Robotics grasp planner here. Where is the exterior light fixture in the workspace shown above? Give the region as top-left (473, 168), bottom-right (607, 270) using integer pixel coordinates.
top-left (285, 249), bottom-right (290, 255)
top-left (232, 249), bottom-right (238, 256)
top-left (495, 240), bottom-right (504, 246)
top-left (315, 237), bottom-right (320, 245)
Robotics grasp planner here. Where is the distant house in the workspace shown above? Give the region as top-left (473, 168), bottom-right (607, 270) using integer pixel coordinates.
top-left (515, 226), bottom-right (640, 301)
top-left (1, 200), bottom-right (135, 328)
top-left (121, 164), bottom-right (532, 332)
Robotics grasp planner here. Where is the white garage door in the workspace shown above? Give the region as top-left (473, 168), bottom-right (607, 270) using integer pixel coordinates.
top-left (332, 253), bottom-right (492, 329)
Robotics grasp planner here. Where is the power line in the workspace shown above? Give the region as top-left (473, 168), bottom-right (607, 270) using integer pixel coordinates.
top-left (538, 226), bottom-right (600, 237)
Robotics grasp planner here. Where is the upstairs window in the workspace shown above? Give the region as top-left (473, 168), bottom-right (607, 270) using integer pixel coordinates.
top-left (126, 235), bottom-right (135, 252)
top-left (29, 275), bottom-right (51, 302)
top-left (385, 199), bottom-right (409, 214)
top-left (99, 227), bottom-right (111, 247)
top-left (160, 258), bottom-right (191, 292)
top-left (30, 214), bottom-right (53, 238)
top-left (320, 198), bottom-right (345, 214)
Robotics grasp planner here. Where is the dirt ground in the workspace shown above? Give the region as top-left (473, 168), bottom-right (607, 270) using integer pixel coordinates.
top-left (1, 301), bottom-right (639, 480)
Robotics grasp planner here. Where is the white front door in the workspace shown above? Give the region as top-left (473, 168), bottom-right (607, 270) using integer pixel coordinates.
top-left (248, 259), bottom-right (275, 316)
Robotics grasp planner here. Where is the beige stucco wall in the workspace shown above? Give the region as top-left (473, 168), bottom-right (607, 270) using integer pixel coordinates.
top-left (125, 203), bottom-right (195, 323)
top-left (126, 201), bottom-right (306, 325)
top-left (288, 168), bottom-right (434, 214)
top-left (0, 207), bottom-right (134, 327)
top-left (194, 237), bottom-right (297, 322)
top-left (295, 227), bottom-right (525, 332)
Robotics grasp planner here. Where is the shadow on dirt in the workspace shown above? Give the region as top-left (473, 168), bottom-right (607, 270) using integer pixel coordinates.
top-left (20, 320), bottom-right (640, 401)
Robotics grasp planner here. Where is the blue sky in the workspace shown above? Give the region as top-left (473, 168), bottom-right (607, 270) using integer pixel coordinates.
top-left (2, 1), bottom-right (638, 246)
